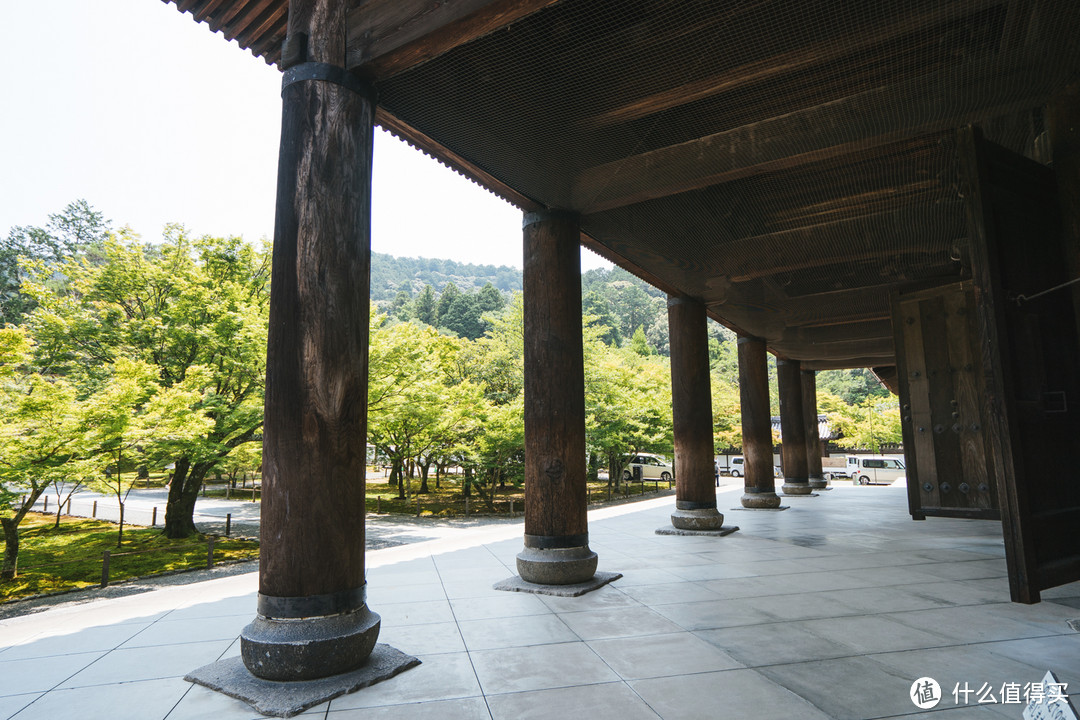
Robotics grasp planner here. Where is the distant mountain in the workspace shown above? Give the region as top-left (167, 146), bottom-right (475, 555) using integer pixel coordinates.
top-left (370, 253), bottom-right (521, 302)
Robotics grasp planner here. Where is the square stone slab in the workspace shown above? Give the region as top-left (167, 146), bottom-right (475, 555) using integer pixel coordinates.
top-left (185, 644), bottom-right (420, 718)
top-left (493, 571), bottom-right (623, 597)
top-left (655, 525), bottom-right (740, 537)
top-left (782, 492), bottom-right (820, 497)
top-left (729, 506), bottom-right (790, 511)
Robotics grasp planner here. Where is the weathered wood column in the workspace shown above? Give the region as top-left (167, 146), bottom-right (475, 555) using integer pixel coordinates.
top-left (240, 0), bottom-right (379, 680)
top-left (738, 336), bottom-right (780, 508)
top-left (778, 358), bottom-right (812, 495)
top-left (667, 296), bottom-right (723, 529)
top-left (518, 210), bottom-right (597, 584)
top-left (802, 369), bottom-right (827, 489)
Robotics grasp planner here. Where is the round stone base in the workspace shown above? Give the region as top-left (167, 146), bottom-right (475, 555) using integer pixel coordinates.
top-left (741, 492), bottom-right (782, 509)
top-left (670, 507), bottom-right (724, 530)
top-left (808, 475), bottom-right (829, 489)
top-left (517, 545), bottom-right (598, 585)
top-left (240, 605), bottom-right (381, 681)
top-left (782, 482), bottom-right (813, 495)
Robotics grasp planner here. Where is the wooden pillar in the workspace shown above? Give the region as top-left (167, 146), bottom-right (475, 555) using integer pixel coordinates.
top-left (738, 336), bottom-right (780, 508)
top-left (667, 296), bottom-right (723, 529)
top-left (778, 358), bottom-right (811, 495)
top-left (802, 369), bottom-right (827, 489)
top-left (239, 0), bottom-right (379, 681)
top-left (518, 210), bottom-right (597, 584)
top-left (1047, 81), bottom-right (1080, 339)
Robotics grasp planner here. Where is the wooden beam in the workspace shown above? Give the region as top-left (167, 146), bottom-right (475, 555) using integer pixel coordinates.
top-left (584, 0), bottom-right (1008, 129)
top-left (346, 0), bottom-right (559, 79)
top-left (722, 203), bottom-right (965, 284)
top-left (802, 356), bottom-right (899, 371)
top-left (572, 52), bottom-right (1067, 214)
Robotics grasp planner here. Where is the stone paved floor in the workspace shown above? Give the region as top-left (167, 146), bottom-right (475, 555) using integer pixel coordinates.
top-left (2, 484), bottom-right (1078, 719)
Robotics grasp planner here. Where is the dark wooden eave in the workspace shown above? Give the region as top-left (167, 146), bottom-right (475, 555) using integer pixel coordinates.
top-left (164, 0), bottom-right (1080, 370)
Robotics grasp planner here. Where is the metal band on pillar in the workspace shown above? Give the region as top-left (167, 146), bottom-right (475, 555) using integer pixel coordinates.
top-left (281, 62), bottom-right (377, 102)
top-left (667, 294), bottom-right (724, 530)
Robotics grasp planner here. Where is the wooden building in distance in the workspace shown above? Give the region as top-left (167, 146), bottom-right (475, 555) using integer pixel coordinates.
top-left (164, 0), bottom-right (1080, 695)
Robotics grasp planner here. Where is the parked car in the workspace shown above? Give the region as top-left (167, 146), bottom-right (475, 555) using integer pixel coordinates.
top-left (728, 456), bottom-right (746, 477)
top-left (622, 453), bottom-right (673, 482)
top-left (847, 455), bottom-right (906, 485)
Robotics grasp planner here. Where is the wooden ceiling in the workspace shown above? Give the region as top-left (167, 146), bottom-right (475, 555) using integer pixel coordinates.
top-left (167, 0), bottom-right (1080, 370)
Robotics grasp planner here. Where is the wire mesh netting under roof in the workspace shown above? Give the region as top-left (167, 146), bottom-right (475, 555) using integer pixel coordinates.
top-left (374, 0), bottom-right (1080, 363)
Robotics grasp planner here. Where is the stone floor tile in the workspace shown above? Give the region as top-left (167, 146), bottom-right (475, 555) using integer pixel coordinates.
top-left (0, 623), bottom-right (152, 661)
top-left (449, 592), bottom-right (552, 622)
top-left (375, 599), bottom-right (455, 627)
top-left (557, 606), bottom-right (682, 641)
top-left (376, 621), bottom-right (467, 656)
top-left (630, 668), bottom-right (832, 720)
top-left (866, 644), bottom-right (1056, 694)
top-left (165, 683), bottom-right (275, 720)
top-left (326, 652), bottom-right (481, 710)
top-left (535, 585), bottom-right (642, 613)
top-left (0, 652), bottom-right (106, 695)
top-left (885, 606), bottom-right (1060, 644)
top-left (0, 693), bottom-right (41, 720)
top-left (470, 642), bottom-right (619, 695)
top-left (458, 613), bottom-right (577, 651)
top-left (119, 614), bottom-right (246, 648)
top-left (982, 634), bottom-right (1080, 681)
top-left (57, 640), bottom-right (233, 689)
top-left (653, 596), bottom-right (780, 631)
top-left (487, 681), bottom-right (660, 720)
top-left (11, 677), bottom-right (191, 720)
top-left (587, 631), bottom-right (743, 680)
top-left (618, 582), bottom-right (722, 606)
top-left (327, 696), bottom-right (491, 719)
top-left (798, 615), bottom-right (951, 654)
top-left (757, 657), bottom-right (916, 720)
top-left (697, 621), bottom-right (855, 666)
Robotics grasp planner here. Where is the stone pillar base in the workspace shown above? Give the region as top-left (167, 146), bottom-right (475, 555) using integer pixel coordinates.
top-left (517, 545), bottom-right (597, 585)
top-left (808, 474), bottom-right (828, 489)
top-left (741, 492), bottom-right (782, 509)
top-left (782, 482), bottom-right (813, 495)
top-left (241, 605), bottom-right (380, 682)
top-left (670, 507), bottom-right (725, 530)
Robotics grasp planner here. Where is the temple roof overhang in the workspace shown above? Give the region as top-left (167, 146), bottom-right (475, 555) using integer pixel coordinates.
top-left (166, 0), bottom-right (1080, 369)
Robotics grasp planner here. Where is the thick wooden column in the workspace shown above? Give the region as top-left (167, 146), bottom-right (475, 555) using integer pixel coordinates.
top-left (240, 0), bottom-right (379, 681)
top-left (518, 210), bottom-right (597, 584)
top-left (738, 336), bottom-right (780, 508)
top-left (802, 369), bottom-right (827, 489)
top-left (778, 358), bottom-right (811, 495)
top-left (667, 296), bottom-right (723, 529)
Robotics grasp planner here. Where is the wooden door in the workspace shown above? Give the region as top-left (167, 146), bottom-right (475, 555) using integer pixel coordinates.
top-left (893, 282), bottom-right (1000, 521)
top-left (959, 126), bottom-right (1080, 603)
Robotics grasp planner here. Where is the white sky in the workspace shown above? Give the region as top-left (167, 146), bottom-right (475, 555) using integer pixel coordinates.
top-left (0, 0), bottom-right (610, 273)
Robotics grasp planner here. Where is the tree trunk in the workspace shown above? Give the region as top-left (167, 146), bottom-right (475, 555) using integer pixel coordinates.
top-left (163, 457), bottom-right (209, 538)
top-left (117, 502), bottom-right (125, 547)
top-left (1, 517), bottom-right (20, 581)
top-left (419, 460), bottom-right (430, 493)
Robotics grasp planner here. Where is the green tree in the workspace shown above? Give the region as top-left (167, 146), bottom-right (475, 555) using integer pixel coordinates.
top-left (0, 328), bottom-right (86, 579)
top-left (1, 200), bottom-right (110, 326)
top-left (824, 393), bottom-right (902, 452)
top-left (435, 281), bottom-right (462, 325)
top-left (390, 288), bottom-right (412, 320)
top-left (476, 282), bottom-right (505, 313)
top-left (413, 284), bottom-right (437, 326)
top-left (23, 228), bottom-right (270, 538)
top-left (629, 325), bottom-right (654, 356)
top-left (441, 293), bottom-right (484, 340)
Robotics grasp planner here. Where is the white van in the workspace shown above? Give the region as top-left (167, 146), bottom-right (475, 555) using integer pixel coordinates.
top-left (846, 456), bottom-right (906, 485)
